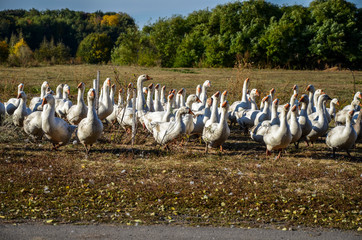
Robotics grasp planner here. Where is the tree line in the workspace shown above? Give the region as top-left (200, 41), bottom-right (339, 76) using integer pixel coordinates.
top-left (0, 0), bottom-right (361, 69)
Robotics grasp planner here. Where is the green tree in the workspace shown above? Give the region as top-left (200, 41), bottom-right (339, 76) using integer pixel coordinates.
top-left (77, 33), bottom-right (112, 63)
top-left (0, 40), bottom-right (9, 63)
top-left (111, 28), bottom-right (140, 65)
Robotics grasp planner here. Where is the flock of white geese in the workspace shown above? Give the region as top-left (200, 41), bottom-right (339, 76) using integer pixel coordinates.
top-left (0, 74), bottom-right (361, 158)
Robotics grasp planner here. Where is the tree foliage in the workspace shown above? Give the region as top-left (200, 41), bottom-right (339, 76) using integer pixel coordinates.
top-left (77, 33), bottom-right (113, 64)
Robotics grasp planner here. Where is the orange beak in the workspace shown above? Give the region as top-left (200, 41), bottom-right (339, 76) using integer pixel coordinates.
top-left (271, 88), bottom-right (275, 94)
top-left (245, 78), bottom-right (249, 83)
top-left (305, 85), bottom-right (310, 91)
top-left (148, 83), bottom-right (153, 88)
top-left (293, 85), bottom-right (297, 90)
top-left (292, 105), bottom-right (297, 111)
top-left (196, 97), bottom-right (201, 103)
top-left (223, 90), bottom-right (228, 96)
top-left (359, 93), bottom-right (362, 99)
top-left (146, 75), bottom-right (152, 80)
top-left (255, 90), bottom-right (260, 96)
top-left (294, 93), bottom-right (298, 97)
top-left (178, 89), bottom-right (183, 94)
top-left (168, 93), bottom-right (174, 100)
top-left (128, 83), bottom-right (133, 88)
top-left (77, 82), bottom-right (83, 88)
top-left (214, 91), bottom-right (220, 98)
top-left (41, 98), bottom-right (47, 107)
top-left (188, 109), bottom-right (195, 116)
top-left (67, 89), bottom-right (70, 95)
top-left (119, 89), bottom-right (123, 93)
top-left (155, 84), bottom-right (160, 89)
top-left (222, 101), bottom-right (228, 108)
top-left (274, 99), bottom-right (279, 104)
top-left (90, 90), bottom-right (95, 97)
top-left (336, 101), bottom-right (340, 105)
top-left (284, 103), bottom-right (290, 110)
top-left (298, 96), bottom-right (304, 103)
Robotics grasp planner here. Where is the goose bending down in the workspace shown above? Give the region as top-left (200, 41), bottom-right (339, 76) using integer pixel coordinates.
top-left (66, 82), bottom-right (87, 125)
top-left (56, 84), bottom-right (72, 118)
top-left (263, 103), bottom-right (292, 159)
top-left (12, 91), bottom-right (31, 127)
top-left (306, 94), bottom-right (331, 144)
top-left (154, 84), bottom-right (164, 112)
top-left (5, 83), bottom-right (24, 115)
top-left (151, 107), bottom-right (194, 147)
top-left (77, 89), bottom-right (103, 154)
top-left (326, 110), bottom-right (357, 158)
top-left (24, 110), bottom-right (43, 140)
top-left (306, 84), bottom-right (316, 115)
top-left (143, 93), bottom-right (175, 133)
top-left (289, 105), bottom-right (302, 147)
top-left (97, 78), bottom-right (113, 120)
top-left (296, 94), bottom-right (312, 148)
top-left (41, 94), bottom-right (77, 150)
top-left (202, 101), bottom-right (230, 153)
top-left (29, 81), bottom-right (49, 111)
top-left (250, 98), bottom-right (279, 144)
top-left (229, 78), bottom-right (250, 124)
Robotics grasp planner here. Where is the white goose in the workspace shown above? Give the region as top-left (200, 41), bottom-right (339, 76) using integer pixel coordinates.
top-left (12, 91), bottom-right (31, 127)
top-left (306, 84), bottom-right (315, 115)
top-left (260, 88), bottom-right (275, 112)
top-left (353, 109), bottom-right (362, 143)
top-left (153, 84), bottom-right (164, 111)
top-left (160, 85), bottom-right (167, 108)
top-left (306, 94), bottom-right (331, 144)
top-left (41, 94), bottom-right (77, 150)
top-left (289, 105), bottom-right (302, 147)
top-left (248, 89), bottom-right (260, 110)
top-left (195, 84), bottom-right (202, 98)
top-left (205, 91), bottom-right (220, 127)
top-left (326, 98), bottom-right (339, 123)
top-left (192, 97), bottom-right (213, 135)
top-left (5, 83), bottom-right (24, 115)
top-left (296, 94), bottom-right (312, 148)
top-left (192, 80), bottom-right (211, 111)
top-left (29, 81), bottom-right (49, 111)
top-left (151, 107), bottom-right (194, 147)
top-left (182, 94), bottom-right (200, 136)
top-left (54, 84), bottom-right (64, 110)
top-left (136, 74), bottom-right (152, 117)
top-left (250, 98), bottom-right (279, 144)
top-left (202, 101), bottom-right (230, 153)
top-left (263, 103), bottom-right (292, 159)
top-left (66, 82), bottom-right (87, 125)
top-left (24, 110), bottom-right (43, 141)
top-left (117, 88), bottom-right (137, 128)
top-left (237, 96), bottom-right (270, 130)
top-left (56, 84), bottom-right (72, 118)
top-left (146, 83), bottom-right (155, 112)
top-left (326, 110), bottom-right (357, 158)
top-left (77, 88), bottom-right (104, 154)
top-left (143, 93), bottom-right (175, 133)
top-left (106, 87), bottom-right (124, 124)
top-left (342, 92), bottom-right (362, 111)
top-left (229, 78), bottom-right (249, 124)
top-left (97, 78), bottom-right (113, 120)
top-left (335, 100), bottom-right (360, 125)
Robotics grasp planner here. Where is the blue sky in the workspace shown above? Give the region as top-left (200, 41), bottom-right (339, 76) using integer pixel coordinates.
top-left (0, 0), bottom-right (360, 28)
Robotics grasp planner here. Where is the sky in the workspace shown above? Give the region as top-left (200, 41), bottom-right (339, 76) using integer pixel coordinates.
top-left (0, 0), bottom-right (361, 28)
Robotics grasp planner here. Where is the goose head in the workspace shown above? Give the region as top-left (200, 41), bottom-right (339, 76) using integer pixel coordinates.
top-left (138, 74), bottom-right (152, 83)
top-left (298, 94), bottom-right (309, 104)
top-left (63, 84), bottom-right (70, 96)
top-left (143, 87), bottom-right (148, 95)
top-left (222, 90), bottom-right (228, 98)
top-left (41, 81), bottom-right (49, 90)
top-left (17, 83), bottom-right (25, 93)
top-left (250, 89), bottom-right (260, 97)
top-left (292, 85), bottom-right (298, 91)
top-left (353, 91), bottom-right (362, 100)
top-left (221, 100), bottom-right (229, 112)
top-left (155, 83), bottom-right (160, 90)
top-left (270, 88), bottom-right (275, 97)
top-left (206, 97), bottom-right (213, 107)
top-left (41, 94), bottom-right (55, 107)
top-left (119, 88), bottom-right (124, 94)
top-left (331, 98), bottom-right (339, 106)
top-left (273, 98), bottom-right (280, 107)
top-left (291, 105), bottom-right (298, 113)
top-left (111, 84), bottom-right (116, 92)
top-left (244, 78), bottom-right (250, 87)
top-left (148, 83), bottom-right (154, 91)
top-left (77, 82), bottom-right (85, 90)
top-left (203, 80), bottom-right (211, 88)
top-left (284, 103), bottom-right (290, 112)
top-left (17, 91), bottom-right (27, 100)
top-left (186, 94), bottom-right (201, 105)
top-left (196, 84), bottom-right (202, 94)
top-left (168, 93), bottom-right (174, 102)
top-left (351, 99), bottom-right (361, 109)
top-left (127, 82), bottom-right (133, 89)
top-left (177, 106), bottom-right (194, 117)
top-left (88, 88), bottom-right (96, 101)
top-left (305, 84), bottom-right (315, 93)
top-left (162, 85), bottom-right (166, 91)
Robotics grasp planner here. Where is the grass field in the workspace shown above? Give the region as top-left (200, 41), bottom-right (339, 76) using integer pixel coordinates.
top-left (0, 65), bottom-right (361, 231)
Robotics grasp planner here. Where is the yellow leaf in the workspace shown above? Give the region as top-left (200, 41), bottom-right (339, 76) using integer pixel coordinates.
top-left (46, 219), bottom-right (53, 223)
top-left (0, 216), bottom-right (5, 219)
top-left (221, 202), bottom-right (226, 207)
top-left (357, 227), bottom-right (362, 231)
top-left (282, 227), bottom-right (287, 231)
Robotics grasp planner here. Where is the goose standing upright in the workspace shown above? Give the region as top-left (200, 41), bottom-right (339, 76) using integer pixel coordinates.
top-left (326, 98), bottom-right (339, 123)
top-left (77, 89), bottom-right (103, 154)
top-left (12, 91), bottom-right (31, 127)
top-left (229, 78), bottom-right (249, 124)
top-left (195, 84), bottom-right (202, 98)
top-left (326, 110), bottom-right (357, 158)
top-left (54, 83), bottom-right (64, 110)
top-left (260, 88), bottom-right (275, 112)
top-left (192, 80), bottom-right (211, 111)
top-left (118, 88), bottom-right (137, 128)
top-left (29, 81), bottom-right (49, 111)
top-left (160, 85), bottom-right (167, 108)
top-left (97, 78), bottom-right (113, 120)
top-left (289, 105), bottom-right (302, 147)
top-left (41, 94), bottom-right (77, 150)
top-left (263, 103), bottom-right (292, 159)
top-left (296, 94), bottom-right (312, 148)
top-left (192, 97), bottom-right (213, 135)
top-left (306, 84), bottom-right (315, 115)
top-left (146, 83), bottom-right (155, 112)
top-left (106, 87), bottom-right (123, 124)
top-left (306, 94), bottom-right (331, 144)
top-left (154, 84), bottom-right (164, 111)
top-left (202, 101), bottom-right (230, 153)
top-left (67, 82), bottom-right (87, 125)
top-left (205, 92), bottom-right (220, 127)
top-left (56, 84), bottom-right (72, 118)
top-left (342, 92), bottom-right (362, 111)
top-left (136, 74), bottom-right (152, 117)
top-left (5, 83), bottom-right (24, 115)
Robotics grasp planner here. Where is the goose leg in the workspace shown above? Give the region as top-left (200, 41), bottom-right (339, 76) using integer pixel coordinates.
top-left (332, 148), bottom-right (336, 158)
top-left (266, 149), bottom-right (271, 157)
top-left (346, 149), bottom-right (352, 158)
top-left (294, 142), bottom-right (299, 149)
top-left (276, 150), bottom-right (282, 160)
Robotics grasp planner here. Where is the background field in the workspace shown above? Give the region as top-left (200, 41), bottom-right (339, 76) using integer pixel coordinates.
top-left (0, 65), bottom-right (361, 230)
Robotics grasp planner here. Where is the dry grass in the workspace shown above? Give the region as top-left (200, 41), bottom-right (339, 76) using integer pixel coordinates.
top-left (0, 65), bottom-right (361, 230)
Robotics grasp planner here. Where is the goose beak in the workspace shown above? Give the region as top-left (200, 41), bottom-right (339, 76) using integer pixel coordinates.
top-left (145, 89), bottom-right (148, 94)
top-left (292, 105), bottom-right (297, 112)
top-left (294, 93), bottom-right (298, 98)
top-left (119, 88), bottom-right (123, 93)
top-left (336, 101), bottom-right (340, 105)
top-left (222, 101), bottom-right (228, 108)
top-left (67, 89), bottom-right (70, 95)
top-left (146, 75), bottom-right (152, 80)
top-left (41, 97), bottom-right (47, 107)
top-left (223, 90), bottom-right (228, 96)
top-left (128, 83), bottom-right (133, 88)
top-left (298, 96), bottom-right (304, 103)
top-left (168, 93), bottom-right (174, 100)
top-left (214, 91), bottom-right (220, 98)
top-left (148, 83), bottom-right (153, 88)
top-left (77, 82), bottom-right (82, 88)
top-left (188, 109), bottom-right (195, 116)
top-left (90, 90), bottom-right (95, 97)
top-left (305, 85), bottom-right (310, 91)
top-left (284, 103), bottom-right (290, 110)
top-left (178, 89), bottom-right (183, 94)
top-left (155, 84), bottom-right (159, 89)
top-left (293, 85), bottom-right (297, 90)
top-left (255, 90), bottom-right (260, 96)
top-left (196, 97), bottom-right (201, 103)
top-left (274, 99), bottom-right (279, 104)
top-left (245, 78), bottom-right (249, 83)
top-left (162, 85), bottom-right (166, 90)
top-left (359, 93), bottom-right (362, 99)
top-left (107, 79), bottom-right (111, 86)
top-left (207, 81), bottom-right (211, 87)
top-left (271, 88), bottom-right (275, 94)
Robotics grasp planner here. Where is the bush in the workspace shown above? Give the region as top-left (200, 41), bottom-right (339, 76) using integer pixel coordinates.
top-left (8, 38), bottom-right (34, 66)
top-left (0, 40), bottom-right (9, 63)
top-left (34, 37), bottom-right (71, 64)
top-left (76, 33), bottom-right (113, 64)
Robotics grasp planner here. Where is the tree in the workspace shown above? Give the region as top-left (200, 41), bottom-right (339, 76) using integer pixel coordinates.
top-left (76, 33), bottom-right (112, 63)
top-left (111, 28), bottom-right (140, 65)
top-left (0, 40), bottom-right (9, 63)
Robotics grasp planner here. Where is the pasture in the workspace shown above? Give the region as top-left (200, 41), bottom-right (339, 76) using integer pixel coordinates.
top-left (0, 65), bottom-right (361, 230)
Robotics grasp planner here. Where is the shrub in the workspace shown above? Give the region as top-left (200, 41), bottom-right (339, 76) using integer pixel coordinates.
top-left (76, 33), bottom-right (113, 64)
top-left (0, 40), bottom-right (9, 63)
